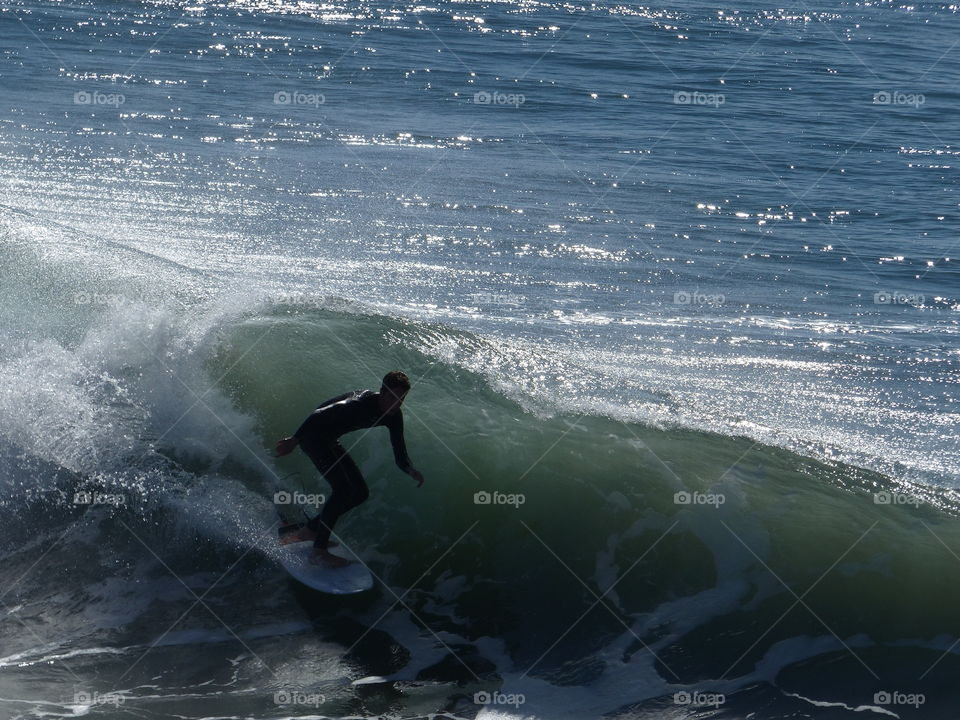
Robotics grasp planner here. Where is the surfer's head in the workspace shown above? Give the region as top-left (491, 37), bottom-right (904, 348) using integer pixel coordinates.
top-left (379, 370), bottom-right (411, 412)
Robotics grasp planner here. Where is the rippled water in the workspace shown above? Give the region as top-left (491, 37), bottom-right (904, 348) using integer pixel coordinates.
top-left (3, 0), bottom-right (957, 483)
top-left (1, 0), bottom-right (959, 717)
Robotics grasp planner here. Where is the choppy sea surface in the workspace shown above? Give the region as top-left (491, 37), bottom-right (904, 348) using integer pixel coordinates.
top-left (0, 0), bottom-right (958, 718)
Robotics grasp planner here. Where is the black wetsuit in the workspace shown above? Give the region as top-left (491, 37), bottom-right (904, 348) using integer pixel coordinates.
top-left (294, 389), bottom-right (412, 548)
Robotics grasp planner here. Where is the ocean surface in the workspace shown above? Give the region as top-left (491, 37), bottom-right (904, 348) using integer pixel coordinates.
top-left (1, 0), bottom-right (958, 717)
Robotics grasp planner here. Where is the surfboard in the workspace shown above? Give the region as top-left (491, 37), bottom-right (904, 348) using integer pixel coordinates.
top-left (278, 540), bottom-right (374, 594)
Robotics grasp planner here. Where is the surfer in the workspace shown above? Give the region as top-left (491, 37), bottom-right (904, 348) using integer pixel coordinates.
top-left (274, 371), bottom-right (425, 568)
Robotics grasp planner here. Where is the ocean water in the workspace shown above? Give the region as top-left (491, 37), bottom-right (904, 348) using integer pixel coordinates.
top-left (0, 0), bottom-right (958, 717)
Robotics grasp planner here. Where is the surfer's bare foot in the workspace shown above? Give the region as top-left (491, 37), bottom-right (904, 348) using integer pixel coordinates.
top-left (279, 526), bottom-right (341, 546)
top-left (280, 527), bottom-right (316, 545)
top-left (311, 548), bottom-right (351, 568)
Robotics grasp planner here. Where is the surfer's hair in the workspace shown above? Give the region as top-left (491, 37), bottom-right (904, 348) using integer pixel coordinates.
top-left (381, 370), bottom-right (411, 395)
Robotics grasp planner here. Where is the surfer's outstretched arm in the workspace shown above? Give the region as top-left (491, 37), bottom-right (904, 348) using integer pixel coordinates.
top-left (276, 391), bottom-right (356, 457)
top-left (384, 409), bottom-right (425, 487)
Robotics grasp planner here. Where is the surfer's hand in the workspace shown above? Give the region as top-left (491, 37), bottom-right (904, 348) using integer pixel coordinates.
top-left (411, 469), bottom-right (424, 488)
top-left (275, 437), bottom-right (298, 457)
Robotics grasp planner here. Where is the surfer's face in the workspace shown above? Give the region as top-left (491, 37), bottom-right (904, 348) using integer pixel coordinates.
top-left (379, 387), bottom-right (407, 413)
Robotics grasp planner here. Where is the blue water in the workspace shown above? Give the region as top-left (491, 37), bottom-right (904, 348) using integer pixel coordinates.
top-left (1, 0), bottom-right (959, 718)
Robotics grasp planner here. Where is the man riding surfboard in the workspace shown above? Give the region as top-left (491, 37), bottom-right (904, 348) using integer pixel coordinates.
top-left (275, 371), bottom-right (424, 568)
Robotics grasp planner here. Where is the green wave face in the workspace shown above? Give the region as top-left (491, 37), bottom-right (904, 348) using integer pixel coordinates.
top-left (211, 305), bottom-right (960, 687)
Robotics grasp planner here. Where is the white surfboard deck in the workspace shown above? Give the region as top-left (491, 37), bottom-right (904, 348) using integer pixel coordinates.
top-left (278, 540), bottom-right (374, 594)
